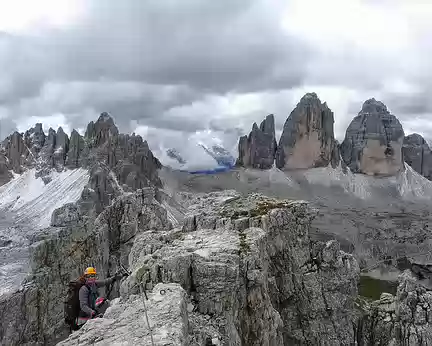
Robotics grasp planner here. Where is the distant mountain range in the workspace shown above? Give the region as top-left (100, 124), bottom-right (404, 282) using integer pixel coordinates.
top-left (164, 142), bottom-right (236, 172)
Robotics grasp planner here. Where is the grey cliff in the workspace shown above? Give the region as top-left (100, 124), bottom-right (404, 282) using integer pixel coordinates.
top-left (275, 93), bottom-right (339, 170)
top-left (340, 98), bottom-right (405, 176)
top-left (237, 114), bottom-right (277, 169)
top-left (403, 133), bottom-right (432, 180)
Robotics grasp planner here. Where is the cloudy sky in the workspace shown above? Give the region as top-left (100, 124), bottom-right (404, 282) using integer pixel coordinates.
top-left (0, 0), bottom-right (431, 163)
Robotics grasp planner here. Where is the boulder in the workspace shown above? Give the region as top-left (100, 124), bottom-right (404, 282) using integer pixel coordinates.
top-left (276, 93), bottom-right (339, 170)
top-left (403, 133), bottom-right (432, 180)
top-left (236, 114), bottom-right (277, 169)
top-left (340, 98), bottom-right (405, 176)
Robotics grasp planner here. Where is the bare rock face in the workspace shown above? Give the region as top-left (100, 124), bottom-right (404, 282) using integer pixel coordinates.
top-left (3, 131), bottom-right (27, 173)
top-left (111, 133), bottom-right (162, 189)
top-left (0, 149), bottom-right (11, 185)
top-left (1, 111), bottom-right (162, 188)
top-left (340, 99), bottom-right (405, 176)
top-left (85, 112), bottom-right (119, 147)
top-left (236, 114), bottom-right (277, 169)
top-left (403, 133), bottom-right (432, 180)
top-left (359, 271), bottom-right (432, 345)
top-left (25, 123), bottom-right (46, 155)
top-left (0, 188), bottom-right (171, 346)
top-left (275, 93), bottom-right (339, 170)
top-left (53, 127), bottom-right (70, 169)
top-left (121, 193), bottom-right (360, 345)
top-left (58, 283), bottom-right (189, 346)
top-left (0, 191), bottom-right (361, 346)
top-left (65, 129), bottom-right (85, 168)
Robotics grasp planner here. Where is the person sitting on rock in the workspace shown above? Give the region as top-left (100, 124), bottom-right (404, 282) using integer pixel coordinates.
top-left (78, 267), bottom-right (124, 323)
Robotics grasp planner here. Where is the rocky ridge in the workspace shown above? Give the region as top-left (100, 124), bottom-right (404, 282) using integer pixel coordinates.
top-left (56, 191), bottom-right (360, 346)
top-left (0, 112), bottom-right (161, 189)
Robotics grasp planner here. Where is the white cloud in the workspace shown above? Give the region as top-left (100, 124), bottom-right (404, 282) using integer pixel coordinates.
top-left (0, 0), bottom-right (84, 33)
top-left (1, 0), bottom-right (432, 158)
top-left (17, 113), bottom-right (71, 134)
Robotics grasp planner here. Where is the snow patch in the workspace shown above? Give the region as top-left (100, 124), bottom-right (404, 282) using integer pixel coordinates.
top-left (0, 168), bottom-right (89, 229)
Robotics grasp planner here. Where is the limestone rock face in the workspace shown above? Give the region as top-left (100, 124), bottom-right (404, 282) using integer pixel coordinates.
top-left (85, 112), bottom-right (119, 147)
top-left (53, 127), bottom-right (70, 169)
top-left (236, 114), bottom-right (277, 169)
top-left (0, 112), bottom-right (161, 190)
top-left (25, 123), bottom-right (46, 155)
top-left (4, 131), bottom-right (26, 173)
top-left (0, 188), bottom-right (171, 346)
top-left (403, 133), bottom-right (432, 180)
top-left (359, 271), bottom-right (432, 345)
top-left (120, 193), bottom-right (360, 345)
top-left (0, 190), bottom-right (362, 346)
top-left (65, 129), bottom-right (85, 168)
top-left (276, 93), bottom-right (339, 170)
top-left (0, 149), bottom-right (12, 185)
top-left (340, 98), bottom-right (405, 176)
top-left (58, 283), bottom-right (189, 346)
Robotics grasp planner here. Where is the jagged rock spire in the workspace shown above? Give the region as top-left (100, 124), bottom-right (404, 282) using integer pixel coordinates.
top-left (236, 114), bottom-right (277, 169)
top-left (276, 93), bottom-right (339, 170)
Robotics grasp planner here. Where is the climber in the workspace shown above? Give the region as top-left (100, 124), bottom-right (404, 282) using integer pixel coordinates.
top-left (77, 267), bottom-right (127, 323)
top-left (64, 265), bottom-right (130, 331)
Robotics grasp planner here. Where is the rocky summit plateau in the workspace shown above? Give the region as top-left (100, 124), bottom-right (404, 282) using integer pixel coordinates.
top-left (2, 95), bottom-right (432, 346)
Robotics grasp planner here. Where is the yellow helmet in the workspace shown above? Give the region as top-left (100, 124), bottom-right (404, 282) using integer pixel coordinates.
top-left (84, 267), bottom-right (97, 276)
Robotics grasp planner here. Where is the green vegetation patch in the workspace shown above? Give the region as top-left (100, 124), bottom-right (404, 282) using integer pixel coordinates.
top-left (220, 196), bottom-right (297, 220)
top-left (358, 275), bottom-right (397, 301)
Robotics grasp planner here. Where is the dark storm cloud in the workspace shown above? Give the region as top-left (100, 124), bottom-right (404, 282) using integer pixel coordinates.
top-left (383, 92), bottom-right (432, 117)
top-left (0, 0), bottom-right (310, 138)
top-left (0, 115), bottom-right (18, 140)
top-left (0, 33), bottom-right (51, 103)
top-left (51, 0), bottom-right (307, 92)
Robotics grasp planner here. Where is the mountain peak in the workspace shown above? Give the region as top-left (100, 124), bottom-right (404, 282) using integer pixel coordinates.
top-left (85, 112), bottom-right (119, 145)
top-left (341, 99), bottom-right (404, 176)
top-left (276, 93), bottom-right (339, 170)
top-left (98, 111), bottom-right (115, 124)
top-left (300, 92), bottom-right (318, 100)
top-left (361, 98), bottom-right (389, 115)
top-left (237, 114), bottom-right (276, 169)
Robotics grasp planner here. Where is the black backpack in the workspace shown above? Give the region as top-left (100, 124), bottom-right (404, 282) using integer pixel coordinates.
top-left (64, 278), bottom-right (86, 329)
